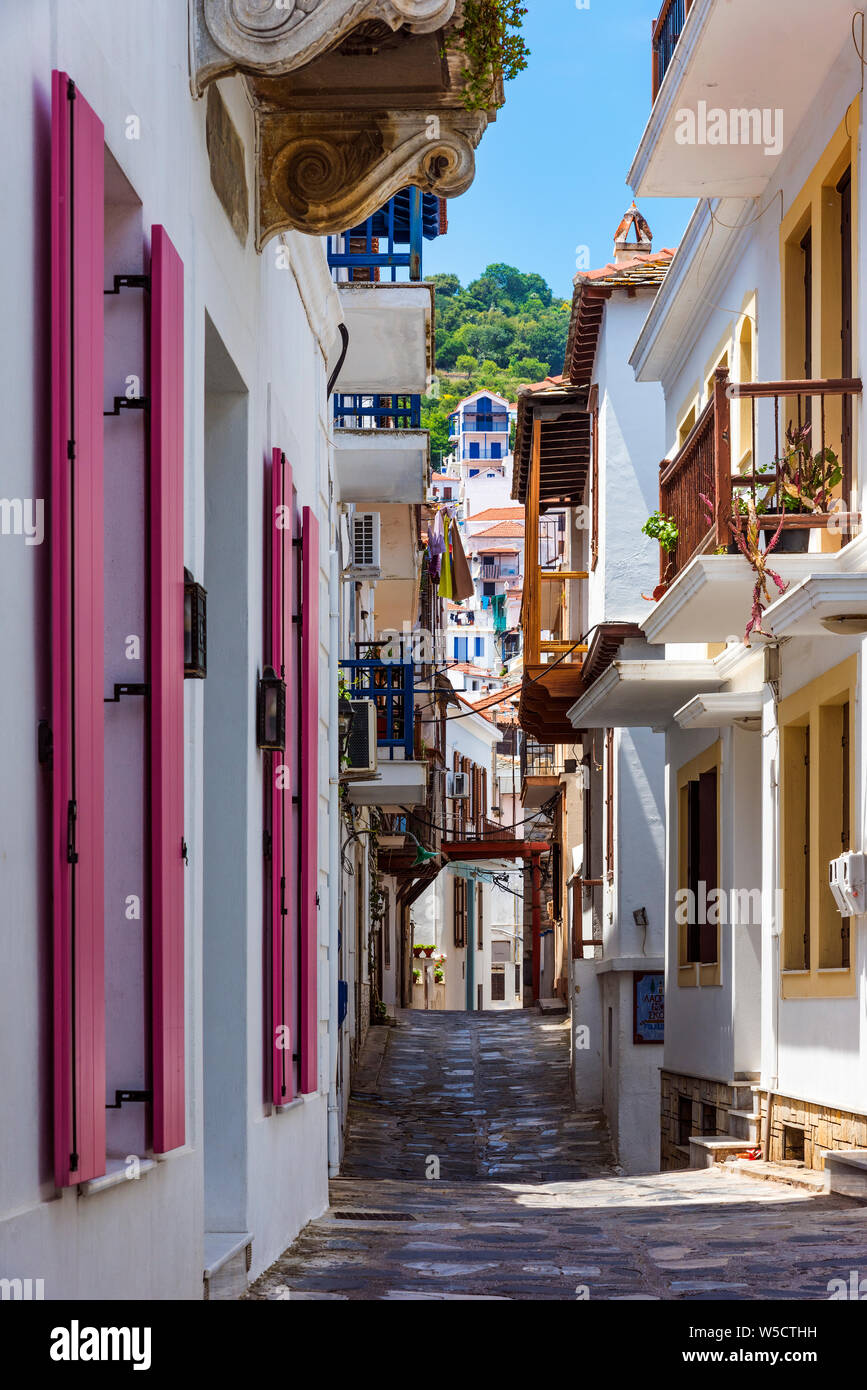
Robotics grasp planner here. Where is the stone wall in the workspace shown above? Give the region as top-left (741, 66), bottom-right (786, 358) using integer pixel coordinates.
top-left (661, 1070), bottom-right (867, 1172)
top-left (660, 1070), bottom-right (739, 1171)
top-left (764, 1094), bottom-right (867, 1170)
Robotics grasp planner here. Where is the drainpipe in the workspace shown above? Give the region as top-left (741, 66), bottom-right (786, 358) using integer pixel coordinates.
top-left (327, 547), bottom-right (341, 1176)
top-left (764, 642), bottom-right (782, 1161)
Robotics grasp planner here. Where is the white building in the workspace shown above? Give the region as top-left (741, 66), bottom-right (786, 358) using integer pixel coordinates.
top-left (0, 0), bottom-right (499, 1299)
top-left (574, 0), bottom-right (867, 1187)
top-left (513, 212), bottom-right (674, 1170)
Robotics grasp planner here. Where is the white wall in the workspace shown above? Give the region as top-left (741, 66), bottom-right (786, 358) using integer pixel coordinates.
top-left (0, 0), bottom-right (340, 1298)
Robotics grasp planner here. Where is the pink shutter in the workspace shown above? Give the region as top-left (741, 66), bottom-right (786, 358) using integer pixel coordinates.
top-left (150, 227), bottom-right (186, 1152)
top-left (299, 508), bottom-right (319, 1094)
top-left (269, 448), bottom-right (296, 1105)
top-left (51, 71), bottom-right (105, 1186)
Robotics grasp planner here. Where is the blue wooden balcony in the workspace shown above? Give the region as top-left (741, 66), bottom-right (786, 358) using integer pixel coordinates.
top-left (333, 393), bottom-right (422, 430)
top-left (327, 189), bottom-right (444, 283)
top-left (340, 659), bottom-right (416, 762)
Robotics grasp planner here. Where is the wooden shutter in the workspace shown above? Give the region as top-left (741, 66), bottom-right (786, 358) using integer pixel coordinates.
top-left (150, 227), bottom-right (186, 1151)
top-left (299, 507), bottom-right (319, 1093)
top-left (267, 449), bottom-right (296, 1105)
top-left (698, 768), bottom-right (718, 964)
top-left (51, 71), bottom-right (106, 1186)
top-left (685, 779), bottom-right (701, 963)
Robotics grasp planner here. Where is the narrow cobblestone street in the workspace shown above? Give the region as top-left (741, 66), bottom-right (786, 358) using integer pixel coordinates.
top-left (248, 1011), bottom-right (867, 1301)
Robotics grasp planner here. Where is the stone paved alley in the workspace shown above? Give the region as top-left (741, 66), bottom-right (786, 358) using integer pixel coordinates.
top-left (247, 1012), bottom-right (867, 1301)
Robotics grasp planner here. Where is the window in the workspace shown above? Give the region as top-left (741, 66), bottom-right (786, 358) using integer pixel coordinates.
top-left (469, 441), bottom-right (481, 460)
top-left (702, 1104), bottom-right (717, 1137)
top-left (491, 969), bottom-right (506, 1001)
top-left (737, 314), bottom-right (754, 470)
top-left (678, 1096), bottom-right (693, 1147)
top-left (453, 876), bottom-right (468, 947)
top-left (780, 659), bottom-right (855, 996)
top-left (453, 636), bottom-right (468, 663)
top-left (676, 743), bottom-right (721, 984)
top-left (443, 487), bottom-right (452, 501)
top-left (474, 636), bottom-right (484, 659)
top-left (490, 442), bottom-right (501, 460)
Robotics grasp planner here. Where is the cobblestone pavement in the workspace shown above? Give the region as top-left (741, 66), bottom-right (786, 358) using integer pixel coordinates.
top-left (247, 1010), bottom-right (867, 1301)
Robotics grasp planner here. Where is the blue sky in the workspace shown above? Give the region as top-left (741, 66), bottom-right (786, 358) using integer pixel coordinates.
top-left (425, 0), bottom-right (695, 300)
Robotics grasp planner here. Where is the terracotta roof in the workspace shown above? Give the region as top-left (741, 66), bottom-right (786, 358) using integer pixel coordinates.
top-left (457, 693), bottom-right (497, 725)
top-left (468, 506), bottom-right (525, 522)
top-left (431, 472), bottom-right (459, 482)
top-left (564, 250), bottom-right (675, 386)
top-left (451, 664), bottom-right (492, 678)
top-left (472, 522), bottom-right (525, 539)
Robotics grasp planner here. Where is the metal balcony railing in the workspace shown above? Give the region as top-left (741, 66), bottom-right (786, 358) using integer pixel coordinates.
top-left (658, 369), bottom-right (862, 585)
top-left (340, 659), bottom-right (416, 761)
top-left (651, 0), bottom-right (691, 103)
top-left (521, 741), bottom-right (565, 782)
top-left (451, 413), bottom-right (510, 436)
top-left (327, 188), bottom-right (441, 283)
top-left (333, 393), bottom-right (422, 430)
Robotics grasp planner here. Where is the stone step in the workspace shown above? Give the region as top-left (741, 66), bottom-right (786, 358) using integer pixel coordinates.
top-left (728, 1109), bottom-right (762, 1142)
top-left (822, 1148), bottom-right (867, 1199)
top-left (689, 1137), bottom-right (752, 1169)
top-left (723, 1158), bottom-right (827, 1193)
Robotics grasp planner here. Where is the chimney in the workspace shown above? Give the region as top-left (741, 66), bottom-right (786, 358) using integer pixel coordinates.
top-left (613, 202), bottom-right (652, 265)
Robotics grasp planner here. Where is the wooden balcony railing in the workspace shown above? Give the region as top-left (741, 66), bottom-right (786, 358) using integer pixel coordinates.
top-left (658, 369), bottom-right (862, 585)
top-left (651, 0), bottom-right (692, 103)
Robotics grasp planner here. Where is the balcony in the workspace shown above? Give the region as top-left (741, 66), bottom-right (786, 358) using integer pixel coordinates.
top-left (451, 413), bottom-right (510, 436)
top-left (645, 370), bottom-right (861, 644)
top-left (651, 0), bottom-right (691, 104)
top-left (512, 381), bottom-right (592, 740)
top-left (341, 658), bottom-right (427, 807)
top-left (328, 188), bottom-right (443, 283)
top-left (520, 740), bottom-right (566, 809)
top-left (332, 393), bottom-right (429, 505)
top-left (190, 1), bottom-right (499, 242)
top-left (632, 0), bottom-right (857, 199)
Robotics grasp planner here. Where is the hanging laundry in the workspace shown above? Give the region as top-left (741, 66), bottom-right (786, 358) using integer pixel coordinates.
top-left (427, 507), bottom-right (445, 583)
top-left (438, 515), bottom-right (454, 599)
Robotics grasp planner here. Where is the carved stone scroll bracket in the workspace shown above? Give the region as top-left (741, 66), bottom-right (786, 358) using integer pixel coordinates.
top-left (190, 0), bottom-right (458, 94)
top-left (256, 108), bottom-right (484, 244)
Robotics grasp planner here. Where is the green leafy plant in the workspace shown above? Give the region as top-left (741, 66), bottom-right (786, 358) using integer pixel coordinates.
top-left (762, 423), bottom-right (842, 514)
top-left (413, 968), bottom-right (421, 985)
top-left (447, 0), bottom-right (530, 112)
top-left (642, 511), bottom-right (680, 554)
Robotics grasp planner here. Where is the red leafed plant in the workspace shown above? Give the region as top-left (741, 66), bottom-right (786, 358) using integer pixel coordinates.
top-left (700, 492), bottom-right (788, 645)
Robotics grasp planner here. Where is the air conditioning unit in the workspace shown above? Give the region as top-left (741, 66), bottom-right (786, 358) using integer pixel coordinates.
top-left (447, 771), bottom-right (469, 800)
top-left (346, 700), bottom-right (377, 776)
top-left (349, 511), bottom-right (380, 576)
top-left (828, 851), bottom-right (866, 916)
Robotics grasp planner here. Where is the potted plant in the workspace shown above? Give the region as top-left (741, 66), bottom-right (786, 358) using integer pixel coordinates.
top-left (642, 510), bottom-right (679, 554)
top-left (434, 970), bottom-right (445, 984)
top-left (412, 945), bottom-right (424, 959)
top-left (413, 968), bottom-right (421, 985)
top-left (423, 945), bottom-right (436, 958)
top-left (759, 423), bottom-right (842, 552)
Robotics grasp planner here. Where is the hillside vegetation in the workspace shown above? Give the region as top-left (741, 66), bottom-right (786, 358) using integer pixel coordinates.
top-left (423, 263), bottom-right (570, 466)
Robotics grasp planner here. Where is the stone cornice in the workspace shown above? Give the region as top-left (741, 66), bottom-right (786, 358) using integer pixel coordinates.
top-left (190, 0), bottom-right (457, 94)
top-left (256, 107), bottom-right (484, 243)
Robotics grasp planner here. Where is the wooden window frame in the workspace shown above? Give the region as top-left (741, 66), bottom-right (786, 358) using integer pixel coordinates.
top-left (779, 657), bottom-right (856, 999)
top-left (676, 741), bottom-right (722, 988)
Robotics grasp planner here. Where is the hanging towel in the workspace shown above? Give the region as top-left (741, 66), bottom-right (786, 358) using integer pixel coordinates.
top-left (438, 515), bottom-right (454, 599)
top-left (449, 521), bottom-right (475, 602)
